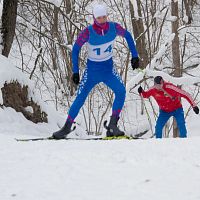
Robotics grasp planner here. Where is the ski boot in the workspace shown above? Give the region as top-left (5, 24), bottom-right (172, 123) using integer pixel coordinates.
top-left (104, 116), bottom-right (125, 137)
top-left (52, 121), bottom-right (73, 139)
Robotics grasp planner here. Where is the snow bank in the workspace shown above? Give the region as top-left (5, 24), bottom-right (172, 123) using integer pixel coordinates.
top-left (0, 54), bottom-right (65, 136)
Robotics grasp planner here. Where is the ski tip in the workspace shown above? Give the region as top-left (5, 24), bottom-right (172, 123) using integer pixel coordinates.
top-left (15, 136), bottom-right (55, 142)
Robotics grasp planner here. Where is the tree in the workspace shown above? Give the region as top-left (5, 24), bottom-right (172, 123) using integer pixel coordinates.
top-left (129, 0), bottom-right (149, 68)
top-left (1, 0), bottom-right (18, 57)
top-left (171, 0), bottom-right (181, 138)
top-left (183, 0), bottom-right (193, 24)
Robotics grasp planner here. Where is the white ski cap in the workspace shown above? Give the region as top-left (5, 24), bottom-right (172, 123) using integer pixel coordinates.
top-left (93, 4), bottom-right (107, 18)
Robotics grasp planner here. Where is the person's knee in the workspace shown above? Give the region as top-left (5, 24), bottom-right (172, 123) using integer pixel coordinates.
top-left (73, 91), bottom-right (89, 106)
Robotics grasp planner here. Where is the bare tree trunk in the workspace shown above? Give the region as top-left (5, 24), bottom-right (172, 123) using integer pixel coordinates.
top-left (171, 0), bottom-right (181, 138)
top-left (129, 0), bottom-right (149, 69)
top-left (1, 0), bottom-right (18, 57)
top-left (64, 0), bottom-right (72, 14)
top-left (183, 0), bottom-right (193, 24)
top-left (51, 5), bottom-right (59, 71)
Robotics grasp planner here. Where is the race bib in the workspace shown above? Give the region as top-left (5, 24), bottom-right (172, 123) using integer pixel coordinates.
top-left (87, 40), bottom-right (114, 62)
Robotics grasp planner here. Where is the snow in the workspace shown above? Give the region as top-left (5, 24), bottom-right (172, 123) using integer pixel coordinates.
top-left (130, 0), bottom-right (139, 20)
top-left (24, 106), bottom-right (34, 113)
top-left (44, 0), bottom-right (63, 7)
top-left (1, 134), bottom-right (200, 200)
top-left (145, 68), bottom-right (200, 85)
top-left (167, 16), bottom-right (177, 22)
top-left (146, 33), bottom-right (175, 70)
top-left (0, 54), bottom-right (33, 96)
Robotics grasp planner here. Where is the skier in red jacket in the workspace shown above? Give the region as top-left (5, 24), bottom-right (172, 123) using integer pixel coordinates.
top-left (138, 76), bottom-right (199, 138)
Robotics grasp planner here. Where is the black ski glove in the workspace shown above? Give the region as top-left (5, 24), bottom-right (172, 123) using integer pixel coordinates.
top-left (193, 106), bottom-right (199, 114)
top-left (138, 86), bottom-right (143, 94)
top-left (72, 73), bottom-right (80, 85)
top-left (131, 57), bottom-right (140, 70)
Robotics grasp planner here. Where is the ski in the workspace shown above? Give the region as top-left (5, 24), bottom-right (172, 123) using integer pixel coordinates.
top-left (15, 136), bottom-right (55, 142)
top-left (15, 121), bottom-right (152, 142)
top-left (15, 135), bottom-right (148, 142)
top-left (15, 136), bottom-right (104, 142)
top-left (103, 120), bottom-right (150, 139)
top-left (102, 135), bottom-right (134, 140)
top-left (132, 130), bottom-right (149, 138)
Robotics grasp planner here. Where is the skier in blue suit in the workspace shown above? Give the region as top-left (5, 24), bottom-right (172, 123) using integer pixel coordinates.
top-left (53, 4), bottom-right (139, 139)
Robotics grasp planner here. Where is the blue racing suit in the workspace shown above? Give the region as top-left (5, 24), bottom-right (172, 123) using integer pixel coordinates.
top-left (67, 22), bottom-right (138, 122)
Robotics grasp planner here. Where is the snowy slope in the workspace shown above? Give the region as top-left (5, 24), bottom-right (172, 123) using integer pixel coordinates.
top-left (0, 54), bottom-right (89, 138)
top-left (0, 134), bottom-right (200, 200)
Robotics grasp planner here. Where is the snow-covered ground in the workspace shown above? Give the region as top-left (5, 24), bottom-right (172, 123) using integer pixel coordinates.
top-left (1, 133), bottom-right (200, 200)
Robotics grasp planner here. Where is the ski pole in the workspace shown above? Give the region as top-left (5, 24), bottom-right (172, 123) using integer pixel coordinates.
top-left (141, 95), bottom-right (155, 137)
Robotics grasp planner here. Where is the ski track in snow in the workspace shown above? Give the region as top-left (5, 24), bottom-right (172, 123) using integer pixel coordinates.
top-left (0, 135), bottom-right (200, 200)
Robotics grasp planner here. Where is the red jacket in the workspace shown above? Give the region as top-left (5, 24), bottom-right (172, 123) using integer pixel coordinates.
top-left (140, 82), bottom-right (196, 112)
